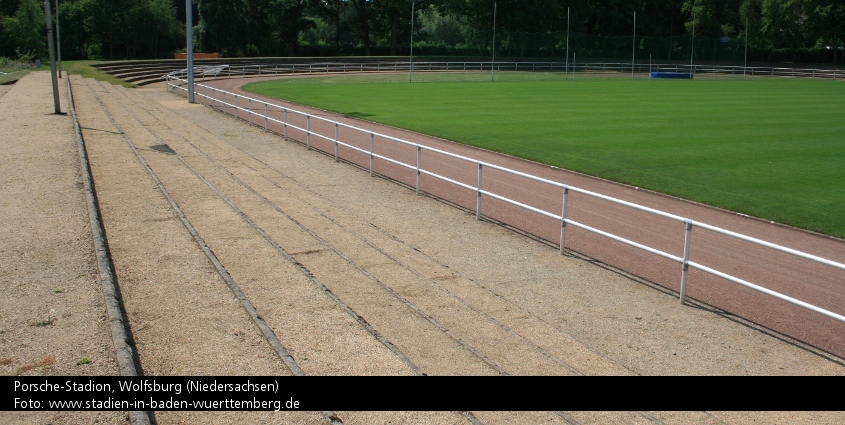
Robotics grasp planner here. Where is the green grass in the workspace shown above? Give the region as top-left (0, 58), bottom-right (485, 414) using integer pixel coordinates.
top-left (243, 72), bottom-right (845, 238)
top-left (2, 60), bottom-right (136, 87)
top-left (59, 60), bottom-right (136, 87)
top-left (0, 69), bottom-right (29, 84)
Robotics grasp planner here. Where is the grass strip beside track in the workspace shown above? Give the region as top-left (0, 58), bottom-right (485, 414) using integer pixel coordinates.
top-left (1, 61), bottom-right (135, 87)
top-left (243, 72), bottom-right (845, 238)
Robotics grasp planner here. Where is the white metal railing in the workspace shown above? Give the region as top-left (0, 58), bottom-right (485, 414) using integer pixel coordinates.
top-left (165, 61), bottom-right (845, 81)
top-left (164, 72), bottom-right (845, 326)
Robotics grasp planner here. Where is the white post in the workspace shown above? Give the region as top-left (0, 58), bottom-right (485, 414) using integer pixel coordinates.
top-left (476, 163), bottom-right (483, 220)
top-left (560, 187), bottom-right (569, 254)
top-left (415, 146), bottom-right (421, 195)
top-left (186, 0), bottom-right (194, 103)
top-left (680, 220), bottom-right (693, 304)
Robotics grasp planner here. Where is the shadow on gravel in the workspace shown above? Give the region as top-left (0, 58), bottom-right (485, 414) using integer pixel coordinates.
top-left (150, 144), bottom-right (176, 155)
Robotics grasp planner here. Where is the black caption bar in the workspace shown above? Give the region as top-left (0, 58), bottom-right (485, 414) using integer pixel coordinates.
top-left (2, 376), bottom-right (838, 411)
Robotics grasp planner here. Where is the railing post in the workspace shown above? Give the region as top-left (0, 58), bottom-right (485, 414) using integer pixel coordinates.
top-left (283, 108), bottom-right (287, 139)
top-left (679, 220), bottom-right (693, 304)
top-left (560, 187), bottom-right (569, 254)
top-left (369, 133), bottom-right (374, 176)
top-left (306, 116), bottom-right (311, 150)
top-left (263, 103), bottom-right (268, 132)
top-left (248, 99), bottom-right (252, 125)
top-left (234, 95), bottom-right (238, 120)
top-left (334, 123), bottom-right (339, 161)
top-left (476, 163), bottom-right (483, 220)
top-left (416, 146), bottom-right (421, 195)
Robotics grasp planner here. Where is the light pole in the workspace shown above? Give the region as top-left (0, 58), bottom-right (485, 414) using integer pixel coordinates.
top-left (186, 0), bottom-right (194, 103)
top-left (43, 0), bottom-right (60, 114)
top-left (56, 0), bottom-right (62, 77)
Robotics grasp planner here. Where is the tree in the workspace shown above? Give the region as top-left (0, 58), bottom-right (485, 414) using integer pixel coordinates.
top-left (804, 0), bottom-right (845, 63)
top-left (760, 0), bottom-right (805, 50)
top-left (196, 0), bottom-right (248, 56)
top-left (2, 0), bottom-right (46, 59)
top-left (377, 0), bottom-right (410, 56)
top-left (351, 0), bottom-right (373, 55)
top-left (307, 0), bottom-right (348, 53)
top-left (136, 0), bottom-right (184, 58)
top-left (56, 0), bottom-right (93, 60)
top-left (270, 0), bottom-right (313, 55)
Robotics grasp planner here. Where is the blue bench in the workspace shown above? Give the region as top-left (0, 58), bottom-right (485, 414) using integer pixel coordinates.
top-left (650, 72), bottom-right (693, 79)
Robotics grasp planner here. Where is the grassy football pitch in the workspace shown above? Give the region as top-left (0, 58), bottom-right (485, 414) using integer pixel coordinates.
top-left (243, 72), bottom-right (845, 238)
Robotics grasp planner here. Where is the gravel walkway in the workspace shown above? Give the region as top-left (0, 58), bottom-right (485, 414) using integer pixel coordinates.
top-left (1, 72), bottom-right (127, 424)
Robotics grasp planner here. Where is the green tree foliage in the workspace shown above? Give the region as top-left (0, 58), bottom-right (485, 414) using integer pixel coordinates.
top-left (269, 0), bottom-right (313, 55)
top-left (2, 0), bottom-right (46, 60)
top-left (1, 0), bottom-right (841, 63)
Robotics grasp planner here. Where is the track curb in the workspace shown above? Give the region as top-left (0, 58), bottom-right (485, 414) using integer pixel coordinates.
top-left (67, 75), bottom-right (154, 425)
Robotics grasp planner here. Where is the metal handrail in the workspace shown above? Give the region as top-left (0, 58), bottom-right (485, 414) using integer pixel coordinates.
top-left (164, 72), bottom-right (845, 325)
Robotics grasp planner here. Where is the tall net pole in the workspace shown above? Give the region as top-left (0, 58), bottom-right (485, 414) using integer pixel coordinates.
top-left (565, 7), bottom-right (570, 78)
top-left (410, 0), bottom-right (414, 83)
top-left (744, 17), bottom-right (749, 79)
top-left (690, 12), bottom-right (695, 75)
top-left (631, 11), bottom-right (636, 79)
top-left (186, 0), bottom-right (194, 103)
top-left (491, 2), bottom-right (496, 82)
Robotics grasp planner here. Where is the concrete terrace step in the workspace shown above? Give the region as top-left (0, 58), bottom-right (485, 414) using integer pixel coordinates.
top-left (92, 57), bottom-right (418, 85)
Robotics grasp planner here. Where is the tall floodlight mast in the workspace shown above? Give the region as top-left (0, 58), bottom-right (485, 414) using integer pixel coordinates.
top-left (186, 0), bottom-right (195, 103)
